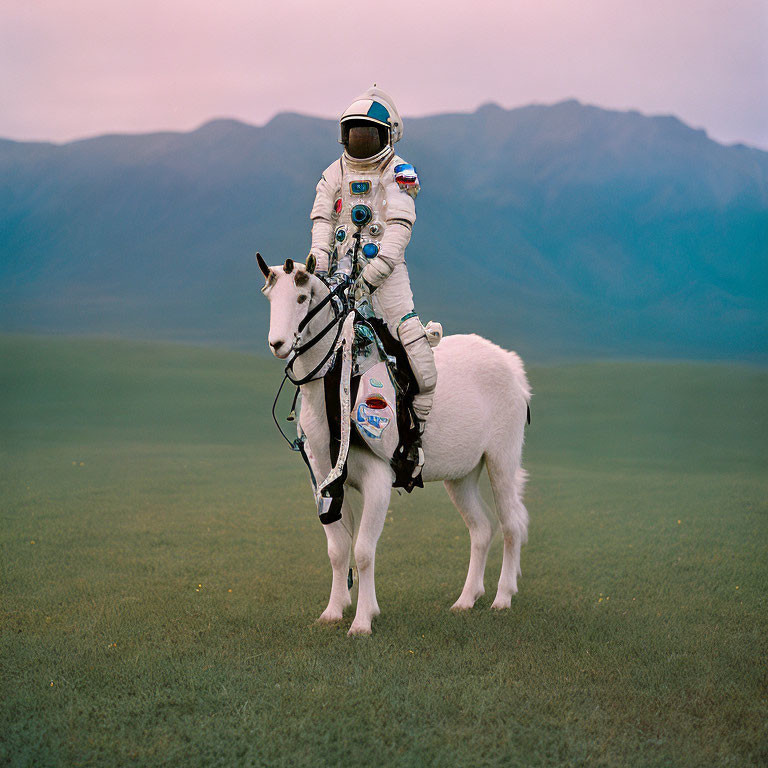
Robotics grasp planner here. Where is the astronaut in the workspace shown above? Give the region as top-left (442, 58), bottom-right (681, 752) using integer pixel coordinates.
top-left (308, 86), bottom-right (437, 470)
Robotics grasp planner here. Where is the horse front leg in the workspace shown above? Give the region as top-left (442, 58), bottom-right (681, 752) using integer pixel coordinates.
top-left (317, 491), bottom-right (358, 623)
top-left (348, 459), bottom-right (392, 636)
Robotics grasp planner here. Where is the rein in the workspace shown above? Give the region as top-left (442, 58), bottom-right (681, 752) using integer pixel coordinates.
top-left (285, 279), bottom-right (349, 385)
top-left (271, 278), bottom-right (350, 450)
top-left (285, 219), bottom-right (363, 384)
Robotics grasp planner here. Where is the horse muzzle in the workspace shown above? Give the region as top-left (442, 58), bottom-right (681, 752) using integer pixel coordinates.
top-left (269, 339), bottom-right (290, 359)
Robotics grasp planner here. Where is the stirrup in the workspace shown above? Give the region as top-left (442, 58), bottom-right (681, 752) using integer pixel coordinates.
top-left (391, 421), bottom-right (426, 492)
top-left (317, 493), bottom-right (343, 525)
top-left (411, 421), bottom-right (426, 474)
top-left (404, 438), bottom-right (425, 479)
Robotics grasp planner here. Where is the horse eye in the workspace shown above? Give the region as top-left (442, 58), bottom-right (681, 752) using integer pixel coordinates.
top-left (297, 294), bottom-right (308, 304)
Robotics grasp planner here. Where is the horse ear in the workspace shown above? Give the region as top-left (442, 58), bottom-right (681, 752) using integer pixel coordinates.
top-left (284, 258), bottom-right (294, 274)
top-left (305, 253), bottom-right (316, 274)
top-left (256, 252), bottom-right (270, 279)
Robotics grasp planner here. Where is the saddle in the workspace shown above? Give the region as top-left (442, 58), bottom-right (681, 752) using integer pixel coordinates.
top-left (354, 311), bottom-right (424, 489)
top-left (284, 279), bottom-right (439, 525)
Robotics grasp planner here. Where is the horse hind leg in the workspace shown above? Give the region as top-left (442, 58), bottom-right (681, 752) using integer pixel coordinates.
top-left (486, 455), bottom-right (529, 610)
top-left (445, 462), bottom-right (497, 611)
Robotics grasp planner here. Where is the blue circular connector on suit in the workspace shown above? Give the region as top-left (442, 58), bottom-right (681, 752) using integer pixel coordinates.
top-left (362, 243), bottom-right (379, 258)
top-left (351, 204), bottom-right (372, 227)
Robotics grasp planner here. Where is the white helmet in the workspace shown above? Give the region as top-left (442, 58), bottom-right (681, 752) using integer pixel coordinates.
top-left (339, 86), bottom-right (403, 149)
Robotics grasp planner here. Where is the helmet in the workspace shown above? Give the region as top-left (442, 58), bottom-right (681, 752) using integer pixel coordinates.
top-left (339, 86), bottom-right (403, 161)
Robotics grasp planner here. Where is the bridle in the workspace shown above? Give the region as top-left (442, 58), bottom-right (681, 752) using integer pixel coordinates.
top-left (284, 219), bottom-right (366, 388)
top-left (271, 277), bottom-right (351, 449)
top-left (269, 224), bottom-right (363, 452)
top-left (285, 279), bottom-right (350, 386)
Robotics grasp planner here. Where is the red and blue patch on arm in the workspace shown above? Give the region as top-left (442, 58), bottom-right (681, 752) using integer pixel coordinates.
top-left (394, 163), bottom-right (420, 198)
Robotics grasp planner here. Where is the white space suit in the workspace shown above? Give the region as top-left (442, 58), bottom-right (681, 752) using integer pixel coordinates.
top-left (308, 87), bottom-right (437, 426)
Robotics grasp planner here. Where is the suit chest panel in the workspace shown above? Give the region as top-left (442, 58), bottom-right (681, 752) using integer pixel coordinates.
top-left (332, 168), bottom-right (389, 261)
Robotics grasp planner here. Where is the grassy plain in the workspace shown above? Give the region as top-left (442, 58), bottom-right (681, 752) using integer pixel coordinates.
top-left (1, 335), bottom-right (766, 767)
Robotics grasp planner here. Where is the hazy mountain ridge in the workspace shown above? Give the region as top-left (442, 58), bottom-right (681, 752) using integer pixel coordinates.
top-left (1, 100), bottom-right (766, 360)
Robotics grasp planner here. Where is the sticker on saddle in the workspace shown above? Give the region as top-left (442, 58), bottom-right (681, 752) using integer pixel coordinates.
top-left (355, 396), bottom-right (392, 439)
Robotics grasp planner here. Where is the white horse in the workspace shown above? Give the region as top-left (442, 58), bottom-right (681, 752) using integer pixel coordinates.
top-left (258, 256), bottom-right (531, 635)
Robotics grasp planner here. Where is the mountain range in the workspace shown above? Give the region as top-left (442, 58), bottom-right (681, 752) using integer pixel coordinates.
top-left (1, 99), bottom-right (766, 360)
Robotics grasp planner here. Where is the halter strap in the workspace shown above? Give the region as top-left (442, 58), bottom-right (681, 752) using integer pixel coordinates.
top-left (285, 278), bottom-right (350, 385)
top-left (296, 281), bottom-right (348, 336)
top-left (285, 318), bottom-right (346, 386)
top-left (271, 277), bottom-right (351, 456)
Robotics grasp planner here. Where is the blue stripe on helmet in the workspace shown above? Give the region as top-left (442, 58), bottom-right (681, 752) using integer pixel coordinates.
top-left (367, 101), bottom-right (390, 123)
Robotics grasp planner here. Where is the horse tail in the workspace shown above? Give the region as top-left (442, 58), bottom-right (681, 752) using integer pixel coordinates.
top-left (504, 349), bottom-right (531, 422)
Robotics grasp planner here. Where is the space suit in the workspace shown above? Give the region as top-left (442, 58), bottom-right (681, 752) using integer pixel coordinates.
top-left (308, 87), bottom-right (437, 436)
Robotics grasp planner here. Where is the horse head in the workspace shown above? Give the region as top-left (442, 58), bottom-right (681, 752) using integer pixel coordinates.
top-left (256, 253), bottom-right (320, 359)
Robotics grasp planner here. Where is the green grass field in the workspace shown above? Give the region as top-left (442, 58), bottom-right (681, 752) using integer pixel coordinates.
top-left (1, 335), bottom-right (766, 767)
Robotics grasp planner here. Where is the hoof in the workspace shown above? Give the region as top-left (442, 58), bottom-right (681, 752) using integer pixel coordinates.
top-left (451, 590), bottom-right (483, 611)
top-left (492, 584), bottom-right (518, 610)
top-left (348, 622), bottom-right (372, 636)
top-left (317, 609), bottom-right (344, 623)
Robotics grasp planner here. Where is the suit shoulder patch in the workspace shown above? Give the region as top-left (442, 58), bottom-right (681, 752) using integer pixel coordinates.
top-left (393, 162), bottom-right (420, 198)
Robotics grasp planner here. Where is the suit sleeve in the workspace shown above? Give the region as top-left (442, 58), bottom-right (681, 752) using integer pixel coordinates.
top-left (362, 161), bottom-right (417, 287)
top-left (309, 160), bottom-right (342, 273)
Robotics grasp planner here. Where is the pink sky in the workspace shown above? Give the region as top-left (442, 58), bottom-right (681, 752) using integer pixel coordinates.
top-left (1, 0), bottom-right (766, 148)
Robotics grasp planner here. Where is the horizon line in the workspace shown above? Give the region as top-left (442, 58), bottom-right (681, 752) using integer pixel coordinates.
top-left (1, 98), bottom-right (765, 153)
